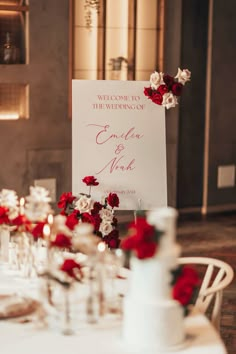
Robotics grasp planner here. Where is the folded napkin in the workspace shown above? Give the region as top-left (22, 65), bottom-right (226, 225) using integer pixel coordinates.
top-left (0, 294), bottom-right (38, 319)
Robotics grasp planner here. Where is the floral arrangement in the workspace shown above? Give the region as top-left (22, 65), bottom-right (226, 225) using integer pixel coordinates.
top-left (57, 176), bottom-right (120, 249)
top-left (121, 217), bottom-right (162, 259)
top-left (171, 265), bottom-right (199, 315)
top-left (25, 186), bottom-right (52, 222)
top-left (121, 215), bottom-right (199, 313)
top-left (42, 257), bottom-right (84, 288)
top-left (0, 189), bottom-right (19, 229)
top-left (144, 68), bottom-right (191, 109)
top-left (0, 186), bottom-right (54, 234)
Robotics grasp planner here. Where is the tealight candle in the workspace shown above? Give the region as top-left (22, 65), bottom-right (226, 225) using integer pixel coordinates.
top-left (97, 241), bottom-right (106, 253)
top-left (43, 224), bottom-right (50, 240)
top-left (47, 214), bottom-right (53, 226)
top-left (97, 242), bottom-right (106, 316)
top-left (19, 197), bottom-right (25, 215)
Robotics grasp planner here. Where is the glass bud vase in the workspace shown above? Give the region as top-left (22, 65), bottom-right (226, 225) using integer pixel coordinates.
top-left (0, 227), bottom-right (10, 263)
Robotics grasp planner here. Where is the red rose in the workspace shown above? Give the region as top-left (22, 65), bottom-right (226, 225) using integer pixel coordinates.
top-left (157, 84), bottom-right (169, 95)
top-left (92, 213), bottom-right (101, 232)
top-left (171, 82), bottom-right (183, 96)
top-left (121, 235), bottom-right (138, 250)
top-left (51, 234), bottom-right (72, 249)
top-left (151, 92), bottom-right (163, 105)
top-left (107, 229), bottom-right (119, 239)
top-left (0, 206), bottom-right (9, 225)
top-left (129, 217), bottom-right (155, 243)
top-left (66, 211), bottom-right (79, 230)
top-left (163, 74), bottom-right (174, 87)
top-left (181, 266), bottom-right (199, 286)
top-left (60, 259), bottom-right (83, 279)
top-left (107, 237), bottom-right (120, 249)
top-left (32, 221), bottom-right (46, 240)
top-left (136, 242), bottom-right (157, 260)
top-left (107, 193), bottom-right (119, 208)
top-left (82, 176), bottom-right (99, 186)
top-left (91, 202), bottom-right (103, 215)
top-left (12, 215), bottom-right (32, 232)
top-left (81, 213), bottom-right (100, 231)
top-left (58, 192), bottom-right (76, 210)
top-left (172, 277), bottom-right (195, 306)
top-left (144, 87), bottom-right (153, 98)
top-left (104, 229), bottom-right (120, 249)
top-left (121, 217), bottom-right (157, 260)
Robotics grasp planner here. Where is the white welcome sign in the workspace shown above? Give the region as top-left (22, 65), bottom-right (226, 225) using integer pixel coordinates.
top-left (72, 80), bottom-right (167, 210)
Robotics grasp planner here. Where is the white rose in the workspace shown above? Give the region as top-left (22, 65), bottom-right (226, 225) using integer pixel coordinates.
top-left (99, 208), bottom-right (113, 222)
top-left (74, 196), bottom-right (93, 213)
top-left (175, 68), bottom-right (191, 85)
top-left (150, 71), bottom-right (164, 90)
top-left (99, 221), bottom-right (113, 236)
top-left (162, 92), bottom-right (178, 109)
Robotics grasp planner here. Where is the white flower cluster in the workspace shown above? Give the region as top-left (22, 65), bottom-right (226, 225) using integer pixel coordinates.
top-left (0, 189), bottom-right (19, 219)
top-left (149, 68), bottom-right (191, 109)
top-left (74, 195), bottom-right (115, 236)
top-left (25, 186), bottom-right (52, 222)
top-left (99, 207), bottom-right (114, 236)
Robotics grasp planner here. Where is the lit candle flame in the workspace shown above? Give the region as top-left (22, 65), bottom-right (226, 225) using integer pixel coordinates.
top-left (97, 242), bottom-right (106, 252)
top-left (20, 197), bottom-right (25, 207)
top-left (47, 214), bottom-right (53, 225)
top-left (19, 197), bottom-right (25, 215)
top-left (43, 224), bottom-right (50, 239)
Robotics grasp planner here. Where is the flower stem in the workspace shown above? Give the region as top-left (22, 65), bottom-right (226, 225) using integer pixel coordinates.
top-left (63, 288), bottom-right (73, 335)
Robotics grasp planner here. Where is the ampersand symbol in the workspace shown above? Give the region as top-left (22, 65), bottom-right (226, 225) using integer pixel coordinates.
top-left (115, 144), bottom-right (125, 154)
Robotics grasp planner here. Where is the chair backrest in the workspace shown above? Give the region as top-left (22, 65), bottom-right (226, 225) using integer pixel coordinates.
top-left (178, 257), bottom-right (234, 330)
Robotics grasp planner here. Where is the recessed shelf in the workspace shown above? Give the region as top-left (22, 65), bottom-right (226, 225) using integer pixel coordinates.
top-left (0, 83), bottom-right (29, 119)
top-left (0, 0), bottom-right (29, 64)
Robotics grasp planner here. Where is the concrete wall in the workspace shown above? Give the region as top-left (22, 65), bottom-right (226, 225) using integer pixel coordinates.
top-left (163, 0), bottom-right (182, 207)
top-left (208, 0), bottom-right (236, 207)
top-left (0, 0), bottom-right (71, 205)
top-left (170, 0), bottom-right (236, 211)
top-left (176, 0), bottom-right (208, 209)
top-left (0, 0), bottom-right (235, 212)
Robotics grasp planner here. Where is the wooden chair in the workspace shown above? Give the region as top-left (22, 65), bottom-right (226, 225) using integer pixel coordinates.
top-left (178, 257), bottom-right (234, 331)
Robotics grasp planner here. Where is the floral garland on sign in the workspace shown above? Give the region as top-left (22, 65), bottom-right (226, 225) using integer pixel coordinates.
top-left (57, 176), bottom-right (120, 249)
top-left (144, 68), bottom-right (191, 109)
top-left (121, 216), bottom-right (199, 314)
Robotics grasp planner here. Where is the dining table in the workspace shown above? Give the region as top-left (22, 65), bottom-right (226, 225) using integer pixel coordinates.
top-left (0, 267), bottom-right (228, 354)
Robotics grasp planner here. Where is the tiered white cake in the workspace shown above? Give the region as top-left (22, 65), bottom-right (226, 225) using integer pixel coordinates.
top-left (122, 207), bottom-right (185, 351)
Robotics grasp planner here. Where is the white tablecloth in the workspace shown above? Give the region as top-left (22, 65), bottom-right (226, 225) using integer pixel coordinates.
top-left (0, 271), bottom-right (227, 354)
top-left (0, 313), bottom-right (227, 354)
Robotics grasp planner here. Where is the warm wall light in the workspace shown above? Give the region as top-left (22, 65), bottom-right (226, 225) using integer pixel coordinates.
top-left (0, 10), bottom-right (19, 16)
top-left (0, 113), bottom-right (19, 120)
